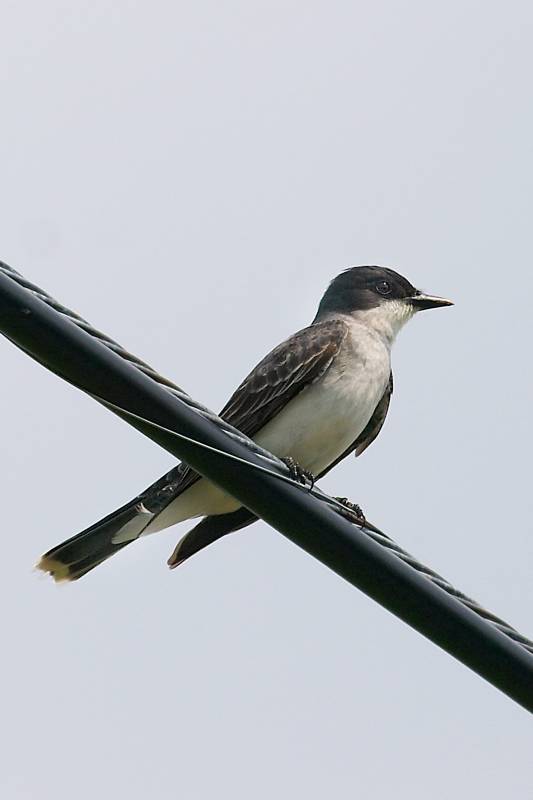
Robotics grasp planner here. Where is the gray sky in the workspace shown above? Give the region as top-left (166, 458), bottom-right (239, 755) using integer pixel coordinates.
top-left (1, 1), bottom-right (532, 797)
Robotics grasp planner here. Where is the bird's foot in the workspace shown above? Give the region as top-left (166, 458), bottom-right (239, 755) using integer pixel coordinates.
top-left (333, 497), bottom-right (366, 526)
top-left (332, 498), bottom-right (390, 539)
top-left (282, 457), bottom-right (316, 490)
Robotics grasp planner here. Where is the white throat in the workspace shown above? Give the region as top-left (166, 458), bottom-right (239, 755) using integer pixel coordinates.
top-left (350, 300), bottom-right (415, 347)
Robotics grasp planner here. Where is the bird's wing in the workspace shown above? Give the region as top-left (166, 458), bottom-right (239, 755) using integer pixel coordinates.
top-left (140, 319), bottom-right (349, 512)
top-left (318, 371), bottom-right (393, 478)
top-left (219, 318), bottom-right (348, 436)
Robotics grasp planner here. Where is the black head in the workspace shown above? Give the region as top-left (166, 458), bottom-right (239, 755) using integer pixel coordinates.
top-left (314, 266), bottom-right (452, 319)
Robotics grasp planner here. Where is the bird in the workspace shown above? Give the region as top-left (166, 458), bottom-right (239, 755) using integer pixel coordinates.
top-left (37, 265), bottom-right (452, 581)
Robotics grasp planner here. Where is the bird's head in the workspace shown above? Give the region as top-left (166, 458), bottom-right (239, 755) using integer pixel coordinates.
top-left (314, 265), bottom-right (453, 341)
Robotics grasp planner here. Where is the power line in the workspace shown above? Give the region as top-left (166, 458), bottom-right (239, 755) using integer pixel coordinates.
top-left (1, 259), bottom-right (532, 712)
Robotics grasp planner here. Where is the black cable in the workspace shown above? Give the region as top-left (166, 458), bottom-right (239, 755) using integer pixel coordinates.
top-left (1, 259), bottom-right (532, 712)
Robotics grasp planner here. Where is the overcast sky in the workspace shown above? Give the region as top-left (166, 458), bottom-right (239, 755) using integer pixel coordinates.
top-left (1, 2), bottom-right (532, 798)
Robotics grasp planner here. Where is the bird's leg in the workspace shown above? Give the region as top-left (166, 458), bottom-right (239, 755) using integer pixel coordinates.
top-left (281, 456), bottom-right (316, 490)
top-left (333, 497), bottom-right (366, 526)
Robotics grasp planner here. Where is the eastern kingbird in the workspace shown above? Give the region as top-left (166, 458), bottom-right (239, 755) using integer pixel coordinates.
top-left (38, 266), bottom-right (452, 581)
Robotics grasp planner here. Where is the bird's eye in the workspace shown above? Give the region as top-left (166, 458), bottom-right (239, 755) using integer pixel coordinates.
top-left (375, 280), bottom-right (392, 296)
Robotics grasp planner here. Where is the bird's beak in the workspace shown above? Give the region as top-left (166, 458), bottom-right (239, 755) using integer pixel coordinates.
top-left (410, 292), bottom-right (454, 311)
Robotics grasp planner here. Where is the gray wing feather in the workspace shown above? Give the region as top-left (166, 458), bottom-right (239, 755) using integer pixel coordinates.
top-left (219, 319), bottom-right (348, 437)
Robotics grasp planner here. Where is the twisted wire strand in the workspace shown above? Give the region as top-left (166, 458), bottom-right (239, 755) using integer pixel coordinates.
top-left (1, 259), bottom-right (532, 656)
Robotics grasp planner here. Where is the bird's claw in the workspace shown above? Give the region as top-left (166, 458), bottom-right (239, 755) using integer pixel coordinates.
top-left (333, 499), bottom-right (390, 538)
top-left (282, 457), bottom-right (316, 490)
top-left (333, 497), bottom-right (366, 526)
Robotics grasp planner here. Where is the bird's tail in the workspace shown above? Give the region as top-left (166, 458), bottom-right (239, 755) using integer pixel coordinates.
top-left (37, 500), bottom-right (155, 582)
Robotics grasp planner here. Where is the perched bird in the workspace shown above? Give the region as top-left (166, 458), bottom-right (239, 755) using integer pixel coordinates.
top-left (38, 266), bottom-right (452, 581)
